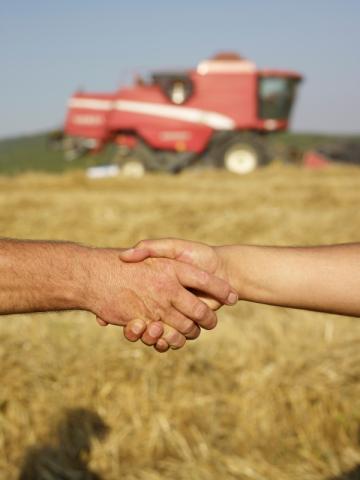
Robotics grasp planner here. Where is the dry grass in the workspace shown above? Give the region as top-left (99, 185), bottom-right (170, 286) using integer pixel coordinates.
top-left (1, 164), bottom-right (360, 479)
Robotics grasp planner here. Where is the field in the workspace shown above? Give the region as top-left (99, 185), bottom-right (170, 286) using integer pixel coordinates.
top-left (1, 163), bottom-right (360, 479)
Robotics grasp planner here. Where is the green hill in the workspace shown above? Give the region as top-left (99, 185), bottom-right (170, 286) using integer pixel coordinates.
top-left (0, 133), bottom-right (112, 175)
top-left (0, 131), bottom-right (358, 175)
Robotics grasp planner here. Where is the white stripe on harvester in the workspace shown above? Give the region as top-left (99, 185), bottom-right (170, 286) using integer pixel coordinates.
top-left (114, 100), bottom-right (235, 130)
top-left (68, 98), bottom-right (113, 110)
top-left (68, 98), bottom-right (235, 130)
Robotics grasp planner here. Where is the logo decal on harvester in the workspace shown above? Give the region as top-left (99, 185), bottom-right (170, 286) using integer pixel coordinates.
top-left (73, 114), bottom-right (104, 126)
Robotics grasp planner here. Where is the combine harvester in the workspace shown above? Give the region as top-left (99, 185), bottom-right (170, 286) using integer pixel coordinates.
top-left (60, 52), bottom-right (302, 175)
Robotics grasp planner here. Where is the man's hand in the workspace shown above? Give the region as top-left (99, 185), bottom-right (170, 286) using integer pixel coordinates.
top-left (0, 239), bottom-right (235, 352)
top-left (119, 239), bottom-right (237, 350)
top-left (87, 248), bottom-right (236, 350)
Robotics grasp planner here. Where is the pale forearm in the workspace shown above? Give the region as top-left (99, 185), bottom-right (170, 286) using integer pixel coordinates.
top-left (218, 243), bottom-right (360, 316)
top-left (0, 239), bottom-right (91, 314)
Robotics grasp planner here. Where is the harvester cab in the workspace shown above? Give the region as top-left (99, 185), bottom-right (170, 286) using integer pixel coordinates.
top-left (258, 74), bottom-right (301, 124)
top-left (152, 73), bottom-right (194, 105)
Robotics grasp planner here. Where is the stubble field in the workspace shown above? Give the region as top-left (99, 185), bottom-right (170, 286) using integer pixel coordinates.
top-left (1, 165), bottom-right (360, 480)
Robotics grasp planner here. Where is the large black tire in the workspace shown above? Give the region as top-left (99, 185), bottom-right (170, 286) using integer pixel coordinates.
top-left (213, 133), bottom-right (270, 174)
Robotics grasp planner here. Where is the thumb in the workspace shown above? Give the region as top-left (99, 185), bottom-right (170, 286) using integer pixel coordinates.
top-left (130, 239), bottom-right (187, 261)
top-left (119, 248), bottom-right (150, 263)
top-left (119, 238), bottom-right (182, 263)
top-left (196, 294), bottom-right (222, 311)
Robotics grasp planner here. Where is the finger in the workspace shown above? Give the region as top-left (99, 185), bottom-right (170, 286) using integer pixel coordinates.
top-left (135, 238), bottom-right (187, 261)
top-left (154, 338), bottom-right (170, 353)
top-left (175, 263), bottom-right (237, 305)
top-left (120, 239), bottom-right (185, 265)
top-left (197, 294), bottom-right (222, 311)
top-left (172, 289), bottom-right (218, 329)
top-left (124, 319), bottom-right (147, 342)
top-left (119, 238), bottom-right (181, 263)
top-left (160, 307), bottom-right (195, 335)
top-left (96, 316), bottom-right (109, 327)
top-left (162, 324), bottom-right (187, 350)
top-left (119, 248), bottom-right (150, 263)
top-left (141, 321), bottom-right (164, 346)
top-left (185, 323), bottom-right (201, 340)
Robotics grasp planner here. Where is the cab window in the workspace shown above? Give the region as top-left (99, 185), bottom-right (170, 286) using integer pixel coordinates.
top-left (258, 77), bottom-right (299, 120)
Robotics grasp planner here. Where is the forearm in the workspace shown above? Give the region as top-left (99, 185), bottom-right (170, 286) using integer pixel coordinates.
top-left (0, 239), bottom-right (92, 314)
top-left (218, 243), bottom-right (360, 316)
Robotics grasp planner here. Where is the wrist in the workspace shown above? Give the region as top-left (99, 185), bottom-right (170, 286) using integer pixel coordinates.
top-left (214, 245), bottom-right (247, 298)
top-left (59, 244), bottom-right (95, 312)
top-left (80, 246), bottom-right (126, 316)
top-left (214, 245), bottom-right (234, 284)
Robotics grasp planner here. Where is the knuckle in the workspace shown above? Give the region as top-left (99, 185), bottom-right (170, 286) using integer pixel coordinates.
top-left (181, 319), bottom-right (195, 335)
top-left (175, 283), bottom-right (185, 297)
top-left (152, 307), bottom-right (163, 322)
top-left (164, 330), bottom-right (183, 348)
top-left (198, 270), bottom-right (210, 287)
top-left (173, 286), bottom-right (184, 303)
top-left (193, 301), bottom-right (208, 320)
top-left (220, 282), bottom-right (231, 299)
top-left (165, 330), bottom-right (179, 344)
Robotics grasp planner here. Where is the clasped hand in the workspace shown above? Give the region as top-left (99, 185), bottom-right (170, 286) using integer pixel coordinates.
top-left (90, 241), bottom-right (237, 352)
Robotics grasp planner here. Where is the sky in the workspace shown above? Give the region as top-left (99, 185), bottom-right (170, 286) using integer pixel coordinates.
top-left (0, 0), bottom-right (359, 138)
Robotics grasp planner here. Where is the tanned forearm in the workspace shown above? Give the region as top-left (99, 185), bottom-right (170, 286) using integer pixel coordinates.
top-left (218, 243), bottom-right (360, 317)
top-left (0, 239), bottom-right (234, 352)
top-left (0, 239), bottom-right (90, 314)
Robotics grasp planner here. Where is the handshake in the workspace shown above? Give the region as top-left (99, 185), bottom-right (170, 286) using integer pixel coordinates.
top-left (91, 238), bottom-right (238, 353)
top-left (2, 237), bottom-right (355, 340)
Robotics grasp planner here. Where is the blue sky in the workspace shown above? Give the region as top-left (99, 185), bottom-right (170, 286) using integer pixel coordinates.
top-left (1, 0), bottom-right (359, 138)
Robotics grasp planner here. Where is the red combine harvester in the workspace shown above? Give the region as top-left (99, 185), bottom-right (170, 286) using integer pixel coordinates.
top-left (62, 52), bottom-right (302, 175)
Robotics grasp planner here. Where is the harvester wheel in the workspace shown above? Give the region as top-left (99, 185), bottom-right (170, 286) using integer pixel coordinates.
top-left (216, 134), bottom-right (270, 174)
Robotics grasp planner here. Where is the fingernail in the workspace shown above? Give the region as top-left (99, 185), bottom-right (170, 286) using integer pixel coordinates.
top-left (227, 292), bottom-right (238, 305)
top-left (149, 322), bottom-right (163, 338)
top-left (131, 320), bottom-right (144, 334)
